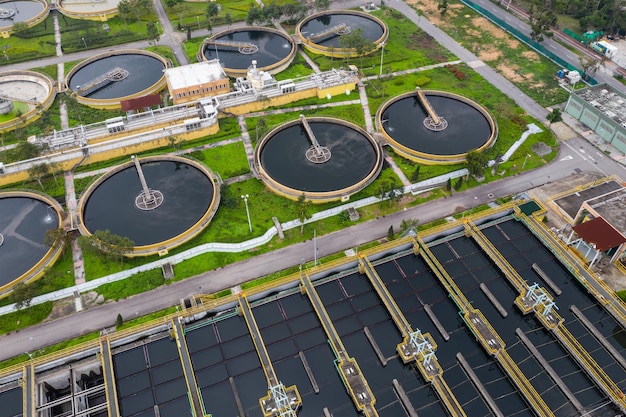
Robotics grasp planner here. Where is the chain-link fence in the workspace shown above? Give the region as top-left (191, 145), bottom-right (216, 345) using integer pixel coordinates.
top-left (461, 0), bottom-right (598, 85)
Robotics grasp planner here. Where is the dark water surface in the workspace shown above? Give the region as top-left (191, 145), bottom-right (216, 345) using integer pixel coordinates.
top-left (0, 197), bottom-right (59, 285)
top-left (68, 54), bottom-right (165, 99)
top-left (82, 160), bottom-right (214, 246)
top-left (203, 30), bottom-right (292, 70)
top-left (299, 13), bottom-right (384, 47)
top-left (381, 95), bottom-right (492, 155)
top-left (260, 121), bottom-right (378, 192)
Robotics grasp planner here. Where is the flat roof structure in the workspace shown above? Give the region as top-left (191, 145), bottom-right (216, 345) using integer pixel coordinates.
top-left (164, 59), bottom-right (227, 92)
top-left (552, 179), bottom-right (622, 220)
top-left (578, 186), bottom-right (626, 236)
top-left (164, 60), bottom-right (229, 105)
top-left (565, 83), bottom-right (626, 153)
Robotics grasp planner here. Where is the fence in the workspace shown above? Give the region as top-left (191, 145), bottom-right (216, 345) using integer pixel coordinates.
top-left (461, 0), bottom-right (598, 85)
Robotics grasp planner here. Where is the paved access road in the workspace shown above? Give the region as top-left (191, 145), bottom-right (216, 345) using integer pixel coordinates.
top-left (1, 134), bottom-right (623, 362)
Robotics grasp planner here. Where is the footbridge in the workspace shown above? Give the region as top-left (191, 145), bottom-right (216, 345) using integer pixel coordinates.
top-left (415, 237), bottom-right (555, 417)
top-left (207, 40), bottom-right (258, 54)
top-left (415, 88), bottom-right (447, 131)
top-left (238, 295), bottom-right (301, 417)
top-left (358, 255), bottom-right (466, 417)
top-left (464, 220), bottom-right (626, 412)
top-left (99, 337), bottom-right (120, 417)
top-left (75, 67), bottom-right (129, 96)
top-left (308, 23), bottom-right (349, 42)
top-left (299, 114), bottom-right (331, 163)
top-left (171, 317), bottom-right (209, 417)
top-left (299, 272), bottom-right (377, 417)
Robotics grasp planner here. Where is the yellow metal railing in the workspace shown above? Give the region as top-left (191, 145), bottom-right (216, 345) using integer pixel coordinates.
top-left (359, 256), bottom-right (412, 335)
top-left (300, 272), bottom-right (347, 355)
top-left (498, 351), bottom-right (555, 417)
top-left (555, 324), bottom-right (626, 406)
top-left (417, 237), bottom-right (471, 309)
top-left (432, 376), bottom-right (467, 417)
top-left (238, 296), bottom-right (278, 386)
top-left (466, 221), bottom-right (526, 292)
top-left (99, 337), bottom-right (121, 417)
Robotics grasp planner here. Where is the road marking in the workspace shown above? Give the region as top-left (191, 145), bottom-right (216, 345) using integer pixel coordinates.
top-left (560, 155), bottom-right (573, 161)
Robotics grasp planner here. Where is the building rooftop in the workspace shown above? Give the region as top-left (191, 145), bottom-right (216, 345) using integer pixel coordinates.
top-left (552, 179), bottom-right (622, 220)
top-left (572, 217), bottom-right (626, 252)
top-left (584, 186), bottom-right (626, 236)
top-left (164, 60), bottom-right (226, 91)
top-left (575, 83), bottom-right (626, 128)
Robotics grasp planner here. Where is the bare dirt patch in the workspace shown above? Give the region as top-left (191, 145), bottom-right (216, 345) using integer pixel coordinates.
top-left (477, 44), bottom-right (502, 62)
top-left (521, 50), bottom-right (540, 62)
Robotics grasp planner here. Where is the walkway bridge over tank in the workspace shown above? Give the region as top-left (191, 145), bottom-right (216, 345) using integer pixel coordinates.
top-left (238, 295), bottom-right (302, 417)
top-left (299, 272), bottom-right (378, 417)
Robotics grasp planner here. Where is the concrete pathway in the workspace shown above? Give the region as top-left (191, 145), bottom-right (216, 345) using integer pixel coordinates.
top-left (357, 80), bottom-right (374, 134)
top-left (385, 153), bottom-right (411, 187)
top-left (237, 115), bottom-right (256, 175)
top-left (64, 171), bottom-right (85, 284)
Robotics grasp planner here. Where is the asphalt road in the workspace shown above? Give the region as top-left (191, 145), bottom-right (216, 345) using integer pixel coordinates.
top-left (1, 133), bottom-right (624, 361)
top-left (1, 0), bottom-right (626, 361)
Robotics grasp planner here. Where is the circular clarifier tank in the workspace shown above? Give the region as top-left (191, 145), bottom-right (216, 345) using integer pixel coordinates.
top-left (201, 27), bottom-right (296, 77)
top-left (256, 116), bottom-right (383, 202)
top-left (0, 70), bottom-right (55, 133)
top-left (0, 192), bottom-right (62, 295)
top-left (66, 49), bottom-right (168, 109)
top-left (296, 10), bottom-right (388, 57)
top-left (0, 0), bottom-right (48, 32)
top-left (376, 89), bottom-right (497, 164)
top-left (78, 156), bottom-right (219, 256)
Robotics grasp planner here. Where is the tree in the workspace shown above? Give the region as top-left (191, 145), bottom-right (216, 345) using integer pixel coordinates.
top-left (79, 230), bottom-right (135, 266)
top-left (339, 28), bottom-right (373, 66)
top-left (168, 135), bottom-right (181, 152)
top-left (255, 117), bottom-right (267, 142)
top-left (454, 176), bottom-right (463, 191)
top-left (296, 193), bottom-right (311, 234)
top-left (28, 162), bottom-right (49, 189)
top-left (446, 177), bottom-right (452, 192)
top-left (12, 282), bottom-right (36, 315)
top-left (400, 218), bottom-right (419, 233)
top-left (117, 0), bottom-right (133, 24)
top-left (220, 183), bottom-right (238, 209)
top-left (225, 12), bottom-right (232, 28)
top-left (579, 55), bottom-right (606, 81)
top-left (11, 22), bottom-right (29, 35)
top-left (206, 2), bottom-right (219, 23)
top-left (410, 165), bottom-right (421, 182)
top-left (387, 225), bottom-right (394, 240)
top-left (528, 0), bottom-right (557, 42)
top-left (11, 140), bottom-right (39, 162)
top-left (547, 108), bottom-right (562, 129)
top-left (438, 0), bottom-right (449, 16)
top-left (45, 228), bottom-right (72, 259)
top-left (465, 150), bottom-right (489, 178)
top-left (48, 161), bottom-right (61, 183)
top-left (147, 21), bottom-right (160, 45)
top-left (116, 313), bottom-right (124, 328)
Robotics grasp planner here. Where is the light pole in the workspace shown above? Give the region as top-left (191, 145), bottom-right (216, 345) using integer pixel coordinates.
top-left (81, 37), bottom-right (87, 48)
top-left (471, 196), bottom-right (478, 214)
top-left (379, 42), bottom-right (386, 77)
top-left (241, 194), bottom-right (252, 233)
top-left (522, 153), bottom-right (531, 171)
